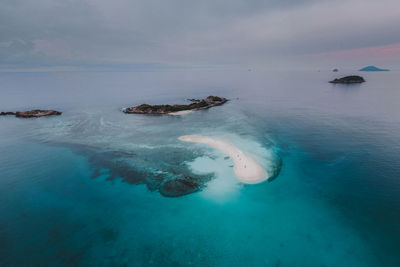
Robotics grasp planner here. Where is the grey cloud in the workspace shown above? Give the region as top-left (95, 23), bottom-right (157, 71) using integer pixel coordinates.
top-left (0, 0), bottom-right (399, 69)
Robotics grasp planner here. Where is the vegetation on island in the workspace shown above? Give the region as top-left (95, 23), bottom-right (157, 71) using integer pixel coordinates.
top-left (123, 96), bottom-right (228, 114)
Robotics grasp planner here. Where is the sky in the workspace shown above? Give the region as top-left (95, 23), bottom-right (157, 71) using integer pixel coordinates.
top-left (1, 0), bottom-right (400, 71)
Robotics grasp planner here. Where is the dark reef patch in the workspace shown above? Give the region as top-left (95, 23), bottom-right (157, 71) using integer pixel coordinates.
top-left (100, 227), bottom-right (119, 243)
top-left (56, 142), bottom-right (214, 197)
top-left (58, 243), bottom-right (91, 266)
top-left (160, 176), bottom-right (202, 197)
top-left (267, 157), bottom-right (283, 183)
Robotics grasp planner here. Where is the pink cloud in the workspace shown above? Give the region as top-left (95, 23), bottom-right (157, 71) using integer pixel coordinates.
top-left (312, 43), bottom-right (400, 59)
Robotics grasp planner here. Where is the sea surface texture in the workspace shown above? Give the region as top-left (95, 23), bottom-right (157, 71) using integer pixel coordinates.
top-left (0, 70), bottom-right (399, 266)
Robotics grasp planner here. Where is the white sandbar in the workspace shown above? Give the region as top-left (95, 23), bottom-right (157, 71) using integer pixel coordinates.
top-left (179, 135), bottom-right (268, 184)
top-left (169, 110), bottom-right (193, 116)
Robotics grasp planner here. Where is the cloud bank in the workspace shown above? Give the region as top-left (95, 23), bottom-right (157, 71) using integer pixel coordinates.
top-left (1, 0), bottom-right (400, 70)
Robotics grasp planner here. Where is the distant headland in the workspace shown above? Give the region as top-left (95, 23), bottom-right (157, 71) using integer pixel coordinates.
top-left (329, 75), bottom-right (365, 84)
top-left (0, 109), bottom-right (62, 118)
top-left (123, 96), bottom-right (228, 115)
top-left (359, 66), bottom-right (390, 71)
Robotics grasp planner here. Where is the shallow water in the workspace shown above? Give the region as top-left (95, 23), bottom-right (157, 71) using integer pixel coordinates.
top-left (0, 70), bottom-right (399, 266)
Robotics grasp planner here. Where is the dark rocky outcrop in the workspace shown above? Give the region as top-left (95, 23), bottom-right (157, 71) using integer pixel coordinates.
top-left (123, 96), bottom-right (228, 114)
top-left (329, 76), bottom-right (365, 84)
top-left (0, 112), bottom-right (16, 116)
top-left (159, 177), bottom-right (201, 197)
top-left (1, 110), bottom-right (62, 118)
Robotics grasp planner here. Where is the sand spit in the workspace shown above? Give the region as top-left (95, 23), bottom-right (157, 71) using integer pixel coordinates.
top-left (169, 110), bottom-right (193, 116)
top-left (179, 135), bottom-right (268, 184)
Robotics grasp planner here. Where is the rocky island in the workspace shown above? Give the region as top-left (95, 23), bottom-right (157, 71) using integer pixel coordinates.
top-left (123, 96), bottom-right (228, 114)
top-left (0, 109), bottom-right (62, 118)
top-left (329, 75), bottom-right (365, 84)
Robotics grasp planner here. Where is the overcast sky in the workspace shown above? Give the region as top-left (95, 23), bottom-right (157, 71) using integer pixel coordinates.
top-left (1, 0), bottom-right (400, 70)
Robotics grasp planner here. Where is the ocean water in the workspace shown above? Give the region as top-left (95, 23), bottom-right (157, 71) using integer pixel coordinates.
top-left (0, 70), bottom-right (399, 266)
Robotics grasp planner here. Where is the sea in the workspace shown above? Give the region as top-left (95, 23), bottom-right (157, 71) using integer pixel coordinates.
top-left (0, 69), bottom-right (399, 266)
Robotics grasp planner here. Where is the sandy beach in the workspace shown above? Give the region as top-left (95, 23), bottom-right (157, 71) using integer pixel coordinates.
top-left (179, 135), bottom-right (268, 184)
top-left (169, 110), bottom-right (193, 116)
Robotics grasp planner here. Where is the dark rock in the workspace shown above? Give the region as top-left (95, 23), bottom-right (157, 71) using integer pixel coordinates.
top-left (159, 177), bottom-right (201, 197)
top-left (123, 96), bottom-right (228, 114)
top-left (332, 68), bottom-right (339, 72)
top-left (329, 75), bottom-right (365, 84)
top-left (15, 110), bottom-right (62, 118)
top-left (0, 112), bottom-right (16, 116)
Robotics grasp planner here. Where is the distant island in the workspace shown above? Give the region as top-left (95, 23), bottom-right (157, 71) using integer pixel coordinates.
top-left (329, 75), bottom-right (365, 84)
top-left (0, 109), bottom-right (62, 118)
top-left (123, 96), bottom-right (228, 115)
top-left (359, 66), bottom-right (390, 71)
top-left (332, 68), bottom-right (339, 72)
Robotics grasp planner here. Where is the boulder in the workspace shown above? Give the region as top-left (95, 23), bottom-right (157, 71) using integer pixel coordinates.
top-left (329, 76), bottom-right (365, 84)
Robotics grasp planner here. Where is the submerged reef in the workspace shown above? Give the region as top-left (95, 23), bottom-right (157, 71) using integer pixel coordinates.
top-left (329, 76), bottom-right (365, 84)
top-left (123, 96), bottom-right (228, 114)
top-left (66, 144), bottom-right (214, 198)
top-left (62, 139), bottom-right (281, 198)
top-left (35, 110), bottom-right (281, 197)
top-left (159, 176), bottom-right (202, 197)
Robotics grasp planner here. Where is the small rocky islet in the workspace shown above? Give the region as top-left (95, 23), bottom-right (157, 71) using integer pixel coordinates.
top-left (329, 75), bottom-right (365, 84)
top-left (123, 95), bottom-right (228, 114)
top-left (0, 109), bottom-right (62, 118)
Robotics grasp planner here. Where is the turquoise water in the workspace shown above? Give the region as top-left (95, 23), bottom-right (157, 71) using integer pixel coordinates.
top-left (0, 70), bottom-right (399, 266)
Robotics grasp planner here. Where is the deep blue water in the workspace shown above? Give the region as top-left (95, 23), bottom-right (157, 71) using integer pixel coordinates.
top-left (0, 70), bottom-right (399, 266)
